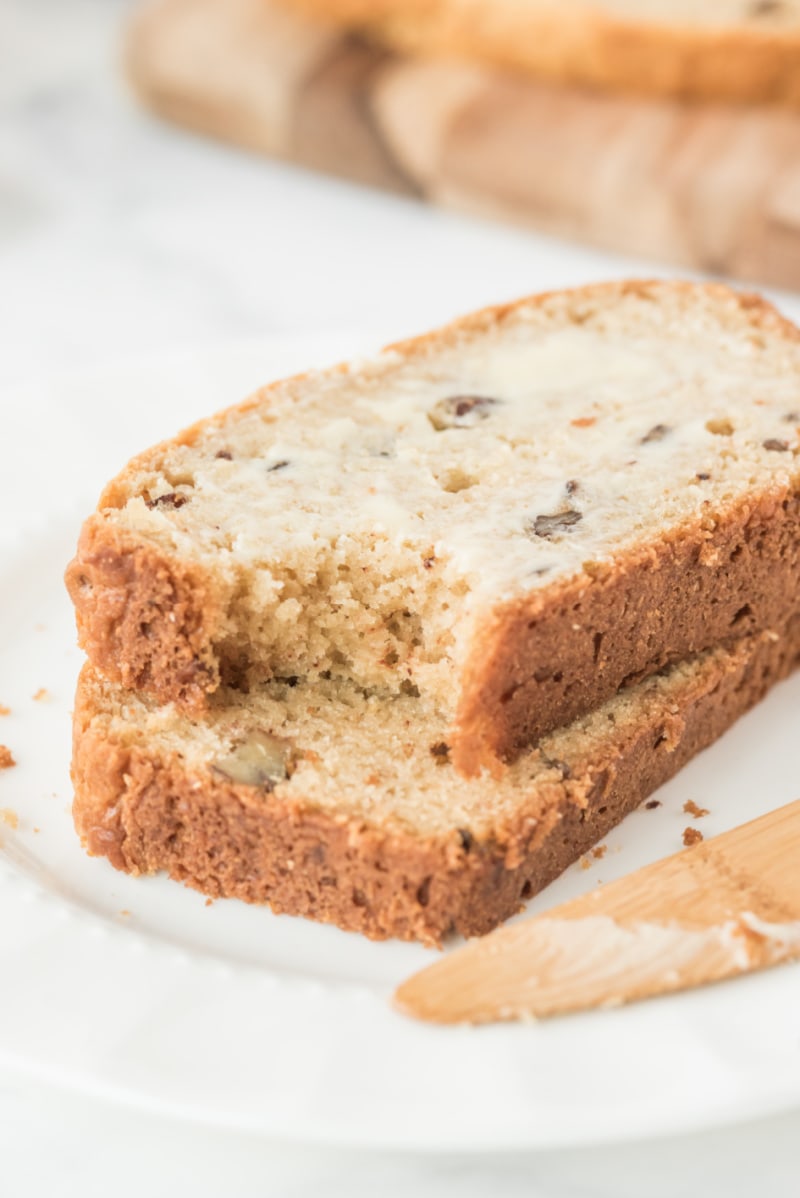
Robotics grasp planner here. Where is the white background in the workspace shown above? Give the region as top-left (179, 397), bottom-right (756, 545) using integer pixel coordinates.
top-left (2, 1), bottom-right (799, 1193)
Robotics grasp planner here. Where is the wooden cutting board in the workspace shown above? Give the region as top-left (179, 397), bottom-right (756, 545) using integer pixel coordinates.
top-left (128, 0), bottom-right (800, 290)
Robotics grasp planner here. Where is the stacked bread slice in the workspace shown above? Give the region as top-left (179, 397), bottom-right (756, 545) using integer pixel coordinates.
top-left (67, 281), bottom-right (800, 943)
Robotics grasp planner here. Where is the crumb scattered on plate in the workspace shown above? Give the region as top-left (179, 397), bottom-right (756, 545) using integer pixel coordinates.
top-left (683, 827), bottom-right (704, 847)
top-left (0, 704), bottom-right (10, 717)
top-left (592, 844), bottom-right (607, 860)
top-left (683, 799), bottom-right (709, 818)
top-left (0, 746), bottom-right (15, 770)
top-left (644, 799), bottom-right (661, 810)
top-left (0, 809), bottom-right (18, 829)
top-left (32, 688), bottom-right (50, 702)
top-left (579, 856), bottom-right (592, 870)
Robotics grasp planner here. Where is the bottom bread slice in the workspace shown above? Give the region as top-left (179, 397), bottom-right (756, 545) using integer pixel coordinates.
top-left (72, 619), bottom-right (800, 945)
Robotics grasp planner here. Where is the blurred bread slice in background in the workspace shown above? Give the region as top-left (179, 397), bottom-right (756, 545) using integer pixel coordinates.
top-left (127, 0), bottom-right (800, 289)
top-left (283, 0), bottom-right (800, 106)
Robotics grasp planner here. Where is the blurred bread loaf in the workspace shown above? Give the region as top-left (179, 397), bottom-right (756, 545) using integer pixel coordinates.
top-left (283, 0), bottom-right (800, 105)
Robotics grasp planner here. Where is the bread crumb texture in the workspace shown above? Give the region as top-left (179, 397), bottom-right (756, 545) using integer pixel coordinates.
top-left (0, 747), bottom-right (15, 770)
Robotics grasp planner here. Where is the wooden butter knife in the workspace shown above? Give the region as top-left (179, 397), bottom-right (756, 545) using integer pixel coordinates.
top-left (395, 801), bottom-right (800, 1024)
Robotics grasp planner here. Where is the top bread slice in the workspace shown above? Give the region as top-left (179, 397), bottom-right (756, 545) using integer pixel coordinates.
top-left (280, 0), bottom-right (800, 105)
top-left (65, 281), bottom-right (800, 777)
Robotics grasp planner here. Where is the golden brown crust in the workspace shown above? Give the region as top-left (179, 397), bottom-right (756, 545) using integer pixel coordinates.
top-left (283, 0), bottom-right (800, 106)
top-left (85, 280), bottom-right (800, 476)
top-left (65, 516), bottom-right (222, 710)
top-left (71, 618), bottom-right (800, 944)
top-left (452, 483), bottom-right (800, 775)
top-left (382, 279), bottom-right (800, 363)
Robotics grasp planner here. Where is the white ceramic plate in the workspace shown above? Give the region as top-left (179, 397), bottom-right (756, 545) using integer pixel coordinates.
top-left (1, 337), bottom-right (800, 1152)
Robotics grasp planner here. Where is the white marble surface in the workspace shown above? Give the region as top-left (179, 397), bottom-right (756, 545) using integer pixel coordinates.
top-left (2, 1), bottom-right (800, 1193)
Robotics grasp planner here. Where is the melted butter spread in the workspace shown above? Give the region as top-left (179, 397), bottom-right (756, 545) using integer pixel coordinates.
top-left (123, 320), bottom-right (800, 604)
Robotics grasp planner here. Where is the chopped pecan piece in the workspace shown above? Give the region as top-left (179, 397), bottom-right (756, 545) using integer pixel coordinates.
top-left (213, 731), bottom-right (293, 790)
top-left (427, 395), bottom-right (500, 431)
top-left (526, 510), bottom-right (582, 540)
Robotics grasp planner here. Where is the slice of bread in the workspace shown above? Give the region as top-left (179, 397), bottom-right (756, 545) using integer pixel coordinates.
top-left (281, 0), bottom-right (800, 105)
top-left (66, 282), bottom-right (800, 776)
top-left (72, 617), bottom-right (800, 944)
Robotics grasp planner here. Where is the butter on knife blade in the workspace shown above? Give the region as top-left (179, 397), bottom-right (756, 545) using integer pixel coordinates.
top-left (394, 800), bottom-right (800, 1025)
